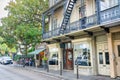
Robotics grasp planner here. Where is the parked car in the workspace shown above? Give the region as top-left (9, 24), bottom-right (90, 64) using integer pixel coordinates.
top-left (0, 56), bottom-right (13, 65)
top-left (75, 56), bottom-right (89, 66)
top-left (0, 57), bottom-right (3, 64)
top-left (49, 54), bottom-right (58, 65)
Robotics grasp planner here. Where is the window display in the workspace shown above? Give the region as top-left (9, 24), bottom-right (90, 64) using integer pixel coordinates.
top-left (74, 43), bottom-right (91, 66)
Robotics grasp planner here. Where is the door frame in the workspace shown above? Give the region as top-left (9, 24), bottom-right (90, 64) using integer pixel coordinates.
top-left (96, 42), bottom-right (110, 76)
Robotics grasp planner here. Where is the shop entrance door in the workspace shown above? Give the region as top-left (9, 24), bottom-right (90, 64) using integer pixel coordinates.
top-left (65, 49), bottom-right (73, 70)
top-left (97, 42), bottom-right (110, 75)
top-left (63, 42), bottom-right (73, 70)
top-left (114, 41), bottom-right (120, 76)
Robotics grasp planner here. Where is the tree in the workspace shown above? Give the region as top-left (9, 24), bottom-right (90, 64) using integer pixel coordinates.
top-left (1, 0), bottom-right (48, 55)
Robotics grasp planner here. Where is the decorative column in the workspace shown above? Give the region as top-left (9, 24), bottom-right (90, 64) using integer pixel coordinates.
top-left (107, 33), bottom-right (116, 78)
top-left (42, 14), bottom-right (45, 36)
top-left (51, 10), bottom-right (54, 36)
top-left (91, 36), bottom-right (98, 75)
top-left (95, 0), bottom-right (101, 24)
top-left (119, 0), bottom-right (120, 18)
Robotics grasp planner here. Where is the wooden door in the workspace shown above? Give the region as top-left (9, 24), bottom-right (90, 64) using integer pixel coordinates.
top-left (66, 49), bottom-right (73, 70)
top-left (97, 43), bottom-right (110, 75)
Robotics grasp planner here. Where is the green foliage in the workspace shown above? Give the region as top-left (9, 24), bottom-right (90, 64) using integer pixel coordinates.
top-left (1, 0), bottom-right (48, 55)
top-left (28, 47), bottom-right (35, 53)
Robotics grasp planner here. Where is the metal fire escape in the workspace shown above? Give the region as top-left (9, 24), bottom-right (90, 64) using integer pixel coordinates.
top-left (59, 0), bottom-right (77, 34)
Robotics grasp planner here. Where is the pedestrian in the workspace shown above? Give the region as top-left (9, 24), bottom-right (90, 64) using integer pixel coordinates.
top-left (29, 58), bottom-right (32, 66)
top-left (23, 58), bottom-right (29, 67)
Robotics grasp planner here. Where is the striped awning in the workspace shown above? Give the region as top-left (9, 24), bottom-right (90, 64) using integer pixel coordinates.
top-left (28, 48), bottom-right (46, 55)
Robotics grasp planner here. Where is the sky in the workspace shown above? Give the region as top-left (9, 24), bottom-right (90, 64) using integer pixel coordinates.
top-left (0, 0), bottom-right (11, 26)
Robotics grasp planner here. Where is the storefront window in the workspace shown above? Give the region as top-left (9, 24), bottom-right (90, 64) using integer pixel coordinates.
top-left (74, 43), bottom-right (91, 66)
top-left (49, 48), bottom-right (58, 65)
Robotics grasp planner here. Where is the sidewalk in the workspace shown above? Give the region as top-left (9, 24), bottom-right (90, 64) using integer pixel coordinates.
top-left (12, 64), bottom-right (118, 80)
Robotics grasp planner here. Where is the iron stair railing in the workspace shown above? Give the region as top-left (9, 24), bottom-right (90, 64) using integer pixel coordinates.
top-left (59, 0), bottom-right (77, 34)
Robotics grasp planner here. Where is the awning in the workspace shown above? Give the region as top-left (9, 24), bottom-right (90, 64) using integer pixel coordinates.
top-left (28, 48), bottom-right (46, 55)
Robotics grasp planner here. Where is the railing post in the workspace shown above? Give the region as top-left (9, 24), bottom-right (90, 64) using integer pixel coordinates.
top-left (119, 0), bottom-right (120, 18)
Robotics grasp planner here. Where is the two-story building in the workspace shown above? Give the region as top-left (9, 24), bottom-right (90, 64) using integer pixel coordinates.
top-left (42, 0), bottom-right (120, 78)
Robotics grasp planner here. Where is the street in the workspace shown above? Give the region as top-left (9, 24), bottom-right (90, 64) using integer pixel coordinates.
top-left (0, 64), bottom-right (63, 80)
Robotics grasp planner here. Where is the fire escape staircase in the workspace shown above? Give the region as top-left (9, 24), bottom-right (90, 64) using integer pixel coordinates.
top-left (59, 0), bottom-right (77, 34)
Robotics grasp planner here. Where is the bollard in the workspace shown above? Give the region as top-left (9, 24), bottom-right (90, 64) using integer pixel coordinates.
top-left (76, 63), bottom-right (79, 79)
top-left (47, 61), bottom-right (49, 72)
top-left (60, 61), bottom-right (62, 75)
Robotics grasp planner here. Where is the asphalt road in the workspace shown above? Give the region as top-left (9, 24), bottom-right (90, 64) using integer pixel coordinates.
top-left (0, 64), bottom-right (63, 80)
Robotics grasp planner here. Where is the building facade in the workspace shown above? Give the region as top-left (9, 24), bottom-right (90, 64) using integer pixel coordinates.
top-left (42, 0), bottom-right (120, 78)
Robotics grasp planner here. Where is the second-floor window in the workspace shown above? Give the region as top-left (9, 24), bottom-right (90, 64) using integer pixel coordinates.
top-left (54, 0), bottom-right (59, 4)
top-left (79, 0), bottom-right (86, 18)
top-left (100, 0), bottom-right (118, 11)
top-left (52, 18), bottom-right (57, 30)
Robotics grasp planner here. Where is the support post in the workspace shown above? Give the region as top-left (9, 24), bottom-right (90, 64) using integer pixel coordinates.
top-left (107, 33), bottom-right (116, 78)
top-left (95, 0), bottom-right (101, 24)
top-left (51, 10), bottom-right (54, 36)
top-left (119, 0), bottom-right (120, 18)
top-left (42, 14), bottom-right (45, 35)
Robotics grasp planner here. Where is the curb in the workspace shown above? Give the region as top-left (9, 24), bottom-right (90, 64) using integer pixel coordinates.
top-left (12, 65), bottom-right (81, 80)
top-left (25, 67), bottom-right (74, 80)
top-left (13, 65), bottom-right (69, 80)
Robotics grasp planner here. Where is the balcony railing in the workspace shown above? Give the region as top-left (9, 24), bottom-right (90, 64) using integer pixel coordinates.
top-left (43, 14), bottom-right (97, 39)
top-left (52, 27), bottom-right (60, 37)
top-left (100, 5), bottom-right (120, 23)
top-left (43, 5), bottom-right (120, 40)
top-left (86, 14), bottom-right (97, 27)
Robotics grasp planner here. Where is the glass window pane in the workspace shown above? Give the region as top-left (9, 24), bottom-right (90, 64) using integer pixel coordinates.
top-left (65, 44), bottom-right (67, 49)
top-left (100, 0), bottom-right (118, 11)
top-left (99, 52), bottom-right (103, 64)
top-left (105, 52), bottom-right (110, 64)
top-left (118, 45), bottom-right (120, 57)
top-left (68, 43), bottom-right (71, 49)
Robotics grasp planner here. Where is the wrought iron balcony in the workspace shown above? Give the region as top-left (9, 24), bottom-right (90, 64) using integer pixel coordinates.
top-left (43, 14), bottom-right (97, 40)
top-left (42, 5), bottom-right (120, 40)
top-left (100, 5), bottom-right (120, 23)
top-left (43, 28), bottom-right (60, 39)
